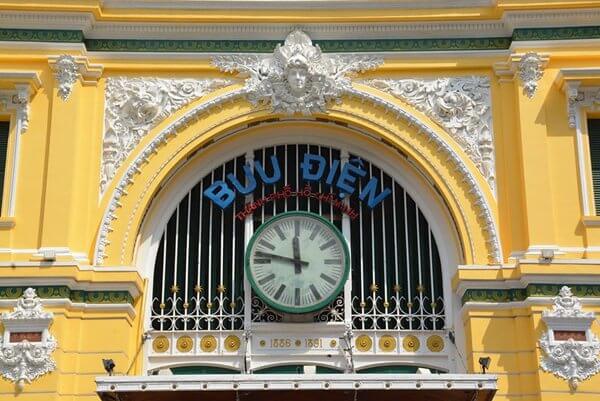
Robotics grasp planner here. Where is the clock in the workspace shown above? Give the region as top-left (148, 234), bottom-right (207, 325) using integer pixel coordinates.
top-left (245, 211), bottom-right (350, 314)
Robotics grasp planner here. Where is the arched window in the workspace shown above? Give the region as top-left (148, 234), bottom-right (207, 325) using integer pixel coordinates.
top-left (150, 144), bottom-right (445, 332)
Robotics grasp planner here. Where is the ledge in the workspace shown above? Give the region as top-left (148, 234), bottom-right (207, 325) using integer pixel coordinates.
top-left (0, 217), bottom-right (15, 229)
top-left (582, 216), bottom-right (600, 227)
top-left (97, 373), bottom-right (497, 401)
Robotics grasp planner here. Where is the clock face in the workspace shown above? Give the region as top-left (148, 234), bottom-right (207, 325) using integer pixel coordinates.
top-left (245, 211), bottom-right (350, 314)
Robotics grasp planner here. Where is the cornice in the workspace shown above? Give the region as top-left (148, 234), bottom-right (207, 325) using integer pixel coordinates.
top-left (1, 8), bottom-right (600, 44)
top-left (99, 0), bottom-right (496, 10)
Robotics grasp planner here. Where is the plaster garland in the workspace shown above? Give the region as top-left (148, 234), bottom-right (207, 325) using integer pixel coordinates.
top-left (212, 30), bottom-right (383, 115)
top-left (517, 52), bottom-right (545, 99)
top-left (0, 288), bottom-right (57, 391)
top-left (363, 77), bottom-right (495, 193)
top-left (539, 286), bottom-right (600, 390)
top-left (51, 55), bottom-right (81, 101)
top-left (101, 77), bottom-right (234, 194)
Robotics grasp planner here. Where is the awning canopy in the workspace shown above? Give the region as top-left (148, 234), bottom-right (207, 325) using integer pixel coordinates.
top-left (96, 373), bottom-right (497, 401)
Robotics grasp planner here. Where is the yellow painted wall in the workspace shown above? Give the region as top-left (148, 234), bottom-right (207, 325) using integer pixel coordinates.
top-left (0, 1), bottom-right (599, 400)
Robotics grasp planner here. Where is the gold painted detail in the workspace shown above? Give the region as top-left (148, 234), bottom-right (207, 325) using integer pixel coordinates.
top-left (176, 336), bottom-right (193, 353)
top-left (379, 335), bottom-right (396, 352)
top-left (224, 335), bottom-right (241, 352)
top-left (330, 339), bottom-right (337, 348)
top-left (416, 284), bottom-right (425, 293)
top-left (393, 284), bottom-right (401, 293)
top-left (295, 339), bottom-right (302, 347)
top-left (170, 284), bottom-right (179, 294)
top-left (152, 336), bottom-right (169, 353)
top-left (355, 335), bottom-right (372, 352)
top-left (369, 283), bottom-right (379, 293)
top-left (200, 335), bottom-right (217, 352)
top-left (402, 335), bottom-right (420, 352)
top-left (259, 340), bottom-right (266, 347)
top-left (194, 284), bottom-right (204, 293)
top-left (217, 284), bottom-right (226, 294)
top-left (426, 335), bottom-right (444, 352)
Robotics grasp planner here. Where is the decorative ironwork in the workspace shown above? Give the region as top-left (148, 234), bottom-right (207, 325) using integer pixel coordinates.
top-left (251, 296), bottom-right (283, 323)
top-left (314, 294), bottom-right (344, 323)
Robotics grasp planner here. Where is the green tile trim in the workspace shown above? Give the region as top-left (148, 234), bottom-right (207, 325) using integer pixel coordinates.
top-left (461, 284), bottom-right (600, 305)
top-left (513, 26), bottom-right (600, 41)
top-left (0, 28), bottom-right (83, 43)
top-left (0, 26), bottom-right (599, 52)
top-left (0, 286), bottom-right (135, 305)
top-left (84, 37), bottom-right (511, 53)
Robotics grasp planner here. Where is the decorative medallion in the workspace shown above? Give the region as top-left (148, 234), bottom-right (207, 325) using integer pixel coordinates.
top-left (213, 30), bottom-right (382, 116)
top-left (379, 335), bottom-right (397, 352)
top-left (363, 76), bottom-right (496, 192)
top-left (200, 335), bottom-right (217, 352)
top-left (517, 52), bottom-right (545, 99)
top-left (402, 335), bottom-right (420, 352)
top-left (224, 335), bottom-right (241, 352)
top-left (355, 335), bottom-right (373, 352)
top-left (427, 335), bottom-right (445, 352)
top-left (0, 288), bottom-right (56, 391)
top-left (152, 336), bottom-right (169, 353)
top-left (101, 77), bottom-right (233, 194)
top-left (51, 54), bottom-right (80, 101)
top-left (176, 336), bottom-right (193, 353)
top-left (539, 286), bottom-right (600, 390)
top-left (330, 339), bottom-right (337, 348)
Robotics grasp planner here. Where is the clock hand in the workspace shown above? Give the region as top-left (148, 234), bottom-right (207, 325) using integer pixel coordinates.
top-left (292, 236), bottom-right (302, 274)
top-left (255, 251), bottom-right (309, 266)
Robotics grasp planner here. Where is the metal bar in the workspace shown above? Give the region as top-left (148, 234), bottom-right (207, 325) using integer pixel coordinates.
top-left (428, 227), bottom-right (436, 331)
top-left (160, 227), bottom-right (167, 331)
top-left (380, 168), bottom-right (388, 330)
top-left (415, 205), bottom-right (424, 330)
top-left (172, 204), bottom-right (180, 331)
top-left (184, 190), bottom-right (191, 330)
top-left (231, 157), bottom-right (238, 328)
top-left (403, 190), bottom-right (412, 330)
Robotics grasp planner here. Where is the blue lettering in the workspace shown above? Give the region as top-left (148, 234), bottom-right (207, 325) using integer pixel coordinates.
top-left (226, 164), bottom-right (256, 195)
top-left (203, 181), bottom-right (235, 209)
top-left (255, 155), bottom-right (281, 184)
top-left (336, 161), bottom-right (366, 198)
top-left (325, 159), bottom-right (339, 186)
top-left (359, 177), bottom-right (392, 208)
top-left (301, 153), bottom-right (326, 181)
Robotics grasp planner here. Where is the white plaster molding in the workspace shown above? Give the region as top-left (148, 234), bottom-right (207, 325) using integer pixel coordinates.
top-left (4, 7), bottom-right (600, 41)
top-left (100, 77), bottom-right (234, 194)
top-left (94, 31), bottom-right (501, 265)
top-left (517, 52), bottom-right (546, 99)
top-left (94, 85), bottom-right (503, 265)
top-left (0, 288), bottom-right (56, 391)
top-left (49, 55), bottom-right (80, 100)
top-left (48, 54), bottom-right (104, 101)
top-left (539, 286), bottom-right (600, 390)
top-left (362, 77), bottom-right (495, 193)
top-left (213, 30), bottom-right (382, 116)
top-left (493, 53), bottom-right (549, 98)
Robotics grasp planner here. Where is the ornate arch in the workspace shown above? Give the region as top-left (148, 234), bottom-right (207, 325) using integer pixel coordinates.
top-left (94, 30), bottom-right (501, 267)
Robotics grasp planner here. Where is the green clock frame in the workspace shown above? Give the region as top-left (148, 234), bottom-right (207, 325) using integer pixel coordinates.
top-left (244, 211), bottom-right (350, 315)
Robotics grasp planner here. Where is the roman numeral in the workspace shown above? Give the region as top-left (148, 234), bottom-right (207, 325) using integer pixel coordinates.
top-left (258, 273), bottom-right (275, 285)
top-left (324, 259), bottom-right (342, 265)
top-left (309, 226), bottom-right (320, 241)
top-left (320, 273), bottom-right (337, 286)
top-left (294, 220), bottom-right (300, 237)
top-left (274, 225), bottom-right (286, 241)
top-left (309, 284), bottom-right (322, 300)
top-left (295, 287), bottom-right (301, 306)
top-left (254, 258), bottom-right (271, 264)
top-left (319, 239), bottom-right (336, 251)
top-left (274, 284), bottom-right (286, 301)
top-left (258, 240), bottom-right (275, 250)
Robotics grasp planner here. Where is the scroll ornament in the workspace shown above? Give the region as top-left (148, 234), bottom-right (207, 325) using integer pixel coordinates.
top-left (539, 286), bottom-right (600, 390)
top-left (0, 288), bottom-right (57, 391)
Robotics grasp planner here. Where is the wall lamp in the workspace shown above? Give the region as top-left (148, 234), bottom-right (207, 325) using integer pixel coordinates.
top-left (479, 357), bottom-right (491, 374)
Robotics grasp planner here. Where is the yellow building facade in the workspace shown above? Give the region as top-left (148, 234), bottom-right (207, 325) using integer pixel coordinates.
top-left (0, 1), bottom-right (600, 401)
